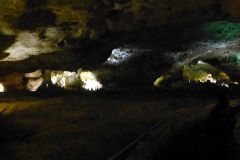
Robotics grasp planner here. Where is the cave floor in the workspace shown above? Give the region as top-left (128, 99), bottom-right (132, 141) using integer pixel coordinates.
top-left (0, 92), bottom-right (238, 160)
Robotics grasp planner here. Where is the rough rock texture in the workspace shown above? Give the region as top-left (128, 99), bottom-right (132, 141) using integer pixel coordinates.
top-left (0, 0), bottom-right (240, 74)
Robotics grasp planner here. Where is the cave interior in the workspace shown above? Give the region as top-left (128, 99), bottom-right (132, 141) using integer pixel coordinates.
top-left (1, 0), bottom-right (240, 160)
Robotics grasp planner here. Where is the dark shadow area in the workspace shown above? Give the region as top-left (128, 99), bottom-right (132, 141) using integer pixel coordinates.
top-left (150, 95), bottom-right (240, 160)
top-left (27, 0), bottom-right (48, 8)
top-left (0, 109), bottom-right (38, 160)
top-left (17, 9), bottom-right (56, 30)
top-left (0, 35), bottom-right (15, 54)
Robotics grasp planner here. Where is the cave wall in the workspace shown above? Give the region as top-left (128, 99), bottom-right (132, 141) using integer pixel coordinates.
top-left (221, 0), bottom-right (240, 20)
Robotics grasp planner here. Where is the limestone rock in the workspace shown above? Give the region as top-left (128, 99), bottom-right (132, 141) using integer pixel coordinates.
top-left (0, 0), bottom-right (239, 74)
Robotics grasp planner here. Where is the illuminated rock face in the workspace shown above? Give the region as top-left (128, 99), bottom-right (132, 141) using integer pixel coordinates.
top-left (0, 69), bottom-right (103, 92)
top-left (152, 38), bottom-right (240, 89)
top-left (25, 70), bottom-right (42, 78)
top-left (50, 70), bottom-right (103, 91)
top-left (50, 70), bottom-right (81, 89)
top-left (182, 63), bottom-right (230, 85)
top-left (80, 71), bottom-right (103, 91)
top-left (3, 29), bottom-right (63, 61)
top-left (0, 83), bottom-right (5, 92)
top-left (154, 62), bottom-right (232, 89)
top-left (105, 48), bottom-right (133, 65)
top-left (26, 77), bottom-right (44, 92)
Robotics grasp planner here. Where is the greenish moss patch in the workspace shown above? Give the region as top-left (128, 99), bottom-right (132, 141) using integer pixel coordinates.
top-left (201, 21), bottom-right (240, 41)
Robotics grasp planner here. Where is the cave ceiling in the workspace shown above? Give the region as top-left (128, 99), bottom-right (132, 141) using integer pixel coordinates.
top-left (0, 0), bottom-right (240, 75)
